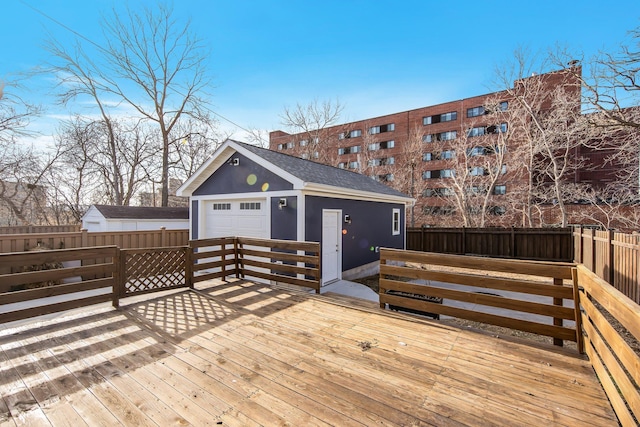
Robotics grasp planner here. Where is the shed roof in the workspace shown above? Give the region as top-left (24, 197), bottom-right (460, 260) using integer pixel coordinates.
top-left (178, 139), bottom-right (413, 204)
top-left (91, 205), bottom-right (189, 220)
top-left (235, 141), bottom-right (410, 198)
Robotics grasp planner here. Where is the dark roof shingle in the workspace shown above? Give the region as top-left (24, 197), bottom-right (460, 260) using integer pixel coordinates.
top-left (234, 140), bottom-right (410, 199)
top-left (93, 205), bottom-right (189, 220)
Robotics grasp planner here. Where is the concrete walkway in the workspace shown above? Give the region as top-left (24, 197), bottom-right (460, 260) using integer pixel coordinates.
top-left (320, 280), bottom-right (378, 302)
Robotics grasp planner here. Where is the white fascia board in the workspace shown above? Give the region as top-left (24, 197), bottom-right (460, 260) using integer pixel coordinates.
top-left (177, 141), bottom-right (237, 196)
top-left (177, 140), bottom-right (304, 196)
top-left (303, 183), bottom-right (415, 206)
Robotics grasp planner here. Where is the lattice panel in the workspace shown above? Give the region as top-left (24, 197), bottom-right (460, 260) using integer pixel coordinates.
top-left (124, 249), bottom-right (186, 295)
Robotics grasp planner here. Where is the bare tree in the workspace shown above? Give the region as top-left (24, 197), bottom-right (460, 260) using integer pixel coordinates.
top-left (47, 3), bottom-right (213, 206)
top-left (51, 117), bottom-right (160, 209)
top-left (0, 78), bottom-right (51, 225)
top-left (494, 52), bottom-right (594, 227)
top-left (168, 116), bottom-right (223, 182)
top-left (279, 98), bottom-right (343, 164)
top-left (437, 100), bottom-right (510, 227)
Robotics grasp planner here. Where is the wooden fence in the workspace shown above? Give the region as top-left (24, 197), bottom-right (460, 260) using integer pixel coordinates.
top-left (0, 224), bottom-right (81, 235)
top-left (577, 265), bottom-right (640, 427)
top-left (0, 228), bottom-right (189, 254)
top-left (574, 227), bottom-right (640, 304)
top-left (407, 227), bottom-right (573, 262)
top-left (0, 237), bottom-right (321, 325)
top-left (379, 248), bottom-right (580, 347)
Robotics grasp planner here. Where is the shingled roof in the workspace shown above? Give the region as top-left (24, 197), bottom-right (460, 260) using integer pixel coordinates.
top-left (232, 140), bottom-right (411, 199)
top-left (92, 205), bottom-right (189, 220)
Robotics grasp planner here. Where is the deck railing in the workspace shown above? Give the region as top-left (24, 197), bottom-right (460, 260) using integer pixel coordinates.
top-left (379, 248), bottom-right (581, 348)
top-left (190, 236), bottom-right (321, 293)
top-left (577, 265), bottom-right (640, 427)
top-left (0, 237), bottom-right (321, 324)
top-left (0, 246), bottom-right (118, 324)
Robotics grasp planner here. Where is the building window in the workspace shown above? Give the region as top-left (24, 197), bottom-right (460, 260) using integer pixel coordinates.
top-left (470, 167), bottom-right (487, 176)
top-left (213, 203), bottom-right (231, 210)
top-left (493, 185), bottom-right (506, 195)
top-left (369, 123), bottom-right (395, 134)
top-left (277, 144), bottom-right (284, 150)
top-left (338, 145), bottom-right (360, 155)
top-left (424, 150), bottom-right (455, 162)
top-left (423, 188), bottom-right (453, 197)
top-left (392, 208), bottom-right (400, 235)
top-left (299, 139), bottom-right (308, 146)
top-left (369, 157), bottom-right (395, 166)
top-left (373, 173), bottom-right (394, 182)
top-left (240, 202), bottom-right (261, 210)
top-left (423, 206), bottom-right (454, 215)
top-left (301, 153), bottom-right (309, 159)
top-left (423, 131), bottom-right (456, 143)
top-left (501, 164), bottom-right (507, 174)
top-left (467, 126), bottom-right (486, 137)
top-left (467, 106), bottom-right (485, 117)
top-left (423, 169), bottom-right (454, 179)
top-left (368, 140), bottom-right (395, 151)
top-left (499, 101), bottom-right (508, 111)
top-left (339, 129), bottom-right (362, 139)
top-left (338, 162), bottom-right (345, 169)
top-left (423, 111), bottom-right (457, 125)
top-left (347, 161), bottom-right (359, 169)
top-left (287, 142), bottom-right (294, 149)
top-left (488, 206), bottom-right (506, 215)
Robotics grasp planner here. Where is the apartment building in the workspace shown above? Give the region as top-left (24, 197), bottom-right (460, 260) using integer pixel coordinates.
top-left (269, 66), bottom-right (625, 228)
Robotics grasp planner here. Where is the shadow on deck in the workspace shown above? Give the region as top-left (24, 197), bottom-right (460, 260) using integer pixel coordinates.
top-left (0, 278), bottom-right (618, 426)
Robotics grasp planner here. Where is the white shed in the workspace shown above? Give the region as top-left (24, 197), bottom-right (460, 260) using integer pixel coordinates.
top-left (81, 205), bottom-right (189, 232)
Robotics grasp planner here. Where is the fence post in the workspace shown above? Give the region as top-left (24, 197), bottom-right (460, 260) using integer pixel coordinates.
top-left (81, 228), bottom-right (88, 248)
top-left (510, 227), bottom-right (515, 258)
top-left (113, 248), bottom-right (122, 308)
top-left (461, 227), bottom-right (466, 255)
top-left (161, 226), bottom-right (167, 246)
top-left (608, 229), bottom-right (615, 285)
top-left (553, 277), bottom-right (564, 347)
top-left (184, 245), bottom-right (193, 289)
top-left (575, 226), bottom-right (583, 263)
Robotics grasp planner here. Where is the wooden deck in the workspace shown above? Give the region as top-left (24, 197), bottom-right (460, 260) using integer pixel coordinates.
top-left (0, 279), bottom-right (618, 426)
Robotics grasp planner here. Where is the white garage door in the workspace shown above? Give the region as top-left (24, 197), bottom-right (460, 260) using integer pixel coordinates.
top-left (204, 199), bottom-right (268, 239)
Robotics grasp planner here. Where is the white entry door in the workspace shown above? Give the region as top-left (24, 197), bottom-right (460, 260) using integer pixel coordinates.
top-left (322, 209), bottom-right (342, 285)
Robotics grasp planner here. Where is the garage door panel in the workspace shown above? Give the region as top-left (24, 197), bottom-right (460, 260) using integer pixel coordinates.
top-left (204, 200), bottom-right (267, 239)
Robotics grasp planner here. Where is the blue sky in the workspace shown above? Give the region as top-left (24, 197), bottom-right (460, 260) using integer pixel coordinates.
top-left (3, 0), bottom-right (640, 146)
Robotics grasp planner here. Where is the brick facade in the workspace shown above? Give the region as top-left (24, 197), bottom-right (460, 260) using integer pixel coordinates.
top-left (269, 67), bottom-right (634, 228)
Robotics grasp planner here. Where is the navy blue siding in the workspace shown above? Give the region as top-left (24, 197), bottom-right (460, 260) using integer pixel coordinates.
top-left (193, 153), bottom-right (293, 195)
top-left (305, 196), bottom-right (405, 272)
top-left (271, 196), bottom-right (298, 240)
top-left (191, 200), bottom-right (199, 240)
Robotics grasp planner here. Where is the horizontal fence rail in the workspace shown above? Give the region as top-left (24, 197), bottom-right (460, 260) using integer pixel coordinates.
top-left (189, 237), bottom-right (239, 284)
top-left (0, 246), bottom-right (118, 324)
top-left (236, 237), bottom-right (321, 293)
top-left (0, 224), bottom-right (81, 235)
top-left (407, 227), bottom-right (573, 262)
top-left (577, 265), bottom-right (640, 427)
top-left (379, 248), bottom-right (580, 347)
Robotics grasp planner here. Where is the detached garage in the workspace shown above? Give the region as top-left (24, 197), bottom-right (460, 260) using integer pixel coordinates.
top-left (81, 205), bottom-right (189, 232)
top-left (177, 139), bottom-right (414, 285)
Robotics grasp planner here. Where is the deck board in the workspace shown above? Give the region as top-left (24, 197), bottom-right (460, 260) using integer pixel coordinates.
top-left (0, 278), bottom-right (618, 426)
